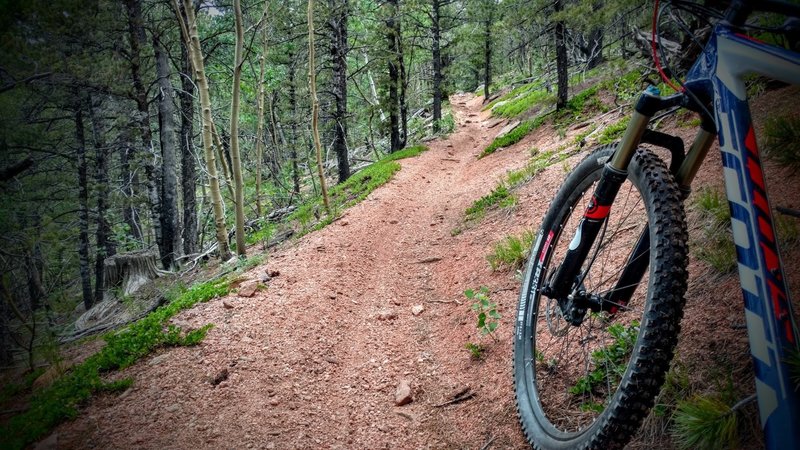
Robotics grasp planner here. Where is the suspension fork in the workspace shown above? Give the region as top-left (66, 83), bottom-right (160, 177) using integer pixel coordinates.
top-left (543, 107), bottom-right (650, 301)
top-left (604, 118), bottom-right (717, 312)
top-left (543, 89), bottom-right (701, 306)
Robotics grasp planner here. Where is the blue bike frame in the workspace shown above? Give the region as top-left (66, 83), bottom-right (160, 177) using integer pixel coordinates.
top-left (684, 24), bottom-right (800, 447)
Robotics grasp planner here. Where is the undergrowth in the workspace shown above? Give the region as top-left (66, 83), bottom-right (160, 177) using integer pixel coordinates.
top-left (0, 278), bottom-right (229, 450)
top-left (671, 395), bottom-right (740, 450)
top-left (598, 117), bottom-right (631, 145)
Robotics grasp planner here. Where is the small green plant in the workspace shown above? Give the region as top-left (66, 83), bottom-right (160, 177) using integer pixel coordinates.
top-left (570, 322), bottom-right (639, 396)
top-left (465, 286), bottom-right (501, 341)
top-left (465, 342), bottom-right (485, 359)
top-left (671, 395), bottom-right (740, 450)
top-left (776, 214), bottom-right (800, 247)
top-left (764, 115), bottom-right (800, 171)
top-left (487, 230), bottom-right (535, 271)
top-left (465, 184), bottom-right (516, 221)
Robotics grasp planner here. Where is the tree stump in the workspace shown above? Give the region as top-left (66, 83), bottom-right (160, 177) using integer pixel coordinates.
top-left (69, 251), bottom-right (162, 340)
top-left (102, 250), bottom-right (161, 302)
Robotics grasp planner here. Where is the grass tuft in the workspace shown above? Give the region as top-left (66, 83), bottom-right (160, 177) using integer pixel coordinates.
top-left (693, 188), bottom-right (736, 273)
top-left (465, 184), bottom-right (516, 221)
top-left (764, 115), bottom-right (800, 171)
top-left (598, 117), bottom-right (631, 145)
top-left (481, 120), bottom-right (539, 158)
top-left (487, 230), bottom-right (535, 271)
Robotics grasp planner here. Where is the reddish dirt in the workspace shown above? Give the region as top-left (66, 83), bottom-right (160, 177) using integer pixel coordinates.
top-left (49, 87), bottom-right (800, 450)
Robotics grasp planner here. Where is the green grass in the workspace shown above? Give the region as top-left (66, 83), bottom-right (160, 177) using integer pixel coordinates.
top-left (0, 278), bottom-right (229, 450)
top-left (465, 184), bottom-right (516, 221)
top-left (487, 230), bottom-right (535, 271)
top-left (484, 82), bottom-right (540, 111)
top-left (652, 360), bottom-right (692, 418)
top-left (288, 145), bottom-right (428, 235)
top-left (598, 117), bottom-right (631, 145)
top-left (491, 88), bottom-right (554, 118)
top-left (764, 115), bottom-right (800, 171)
top-left (481, 120), bottom-right (537, 158)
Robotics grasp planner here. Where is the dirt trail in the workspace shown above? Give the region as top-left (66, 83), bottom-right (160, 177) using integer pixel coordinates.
top-left (55, 94), bottom-right (537, 449)
top-left (51, 84), bottom-right (800, 449)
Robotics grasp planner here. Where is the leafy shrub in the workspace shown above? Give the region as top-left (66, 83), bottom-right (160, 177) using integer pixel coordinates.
top-left (465, 287), bottom-right (501, 339)
top-left (570, 322), bottom-right (639, 396)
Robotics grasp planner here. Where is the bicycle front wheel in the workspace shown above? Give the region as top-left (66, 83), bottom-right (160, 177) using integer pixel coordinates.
top-left (513, 145), bottom-right (689, 449)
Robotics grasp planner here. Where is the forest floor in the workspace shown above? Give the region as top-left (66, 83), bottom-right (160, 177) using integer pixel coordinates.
top-left (46, 87), bottom-right (800, 449)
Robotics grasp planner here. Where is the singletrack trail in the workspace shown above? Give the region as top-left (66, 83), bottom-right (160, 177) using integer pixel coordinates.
top-left (48, 86), bottom-right (800, 449)
top-left (54, 94), bottom-right (540, 449)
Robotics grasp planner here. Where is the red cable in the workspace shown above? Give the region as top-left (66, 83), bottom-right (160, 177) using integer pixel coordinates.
top-left (652, 0), bottom-right (684, 93)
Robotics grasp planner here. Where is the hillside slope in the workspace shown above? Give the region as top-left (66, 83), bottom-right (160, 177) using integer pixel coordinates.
top-left (48, 86), bottom-right (800, 449)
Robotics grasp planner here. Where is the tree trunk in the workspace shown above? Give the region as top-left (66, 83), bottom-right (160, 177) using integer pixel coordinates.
top-left (125, 0), bottom-right (163, 262)
top-left (74, 98), bottom-right (93, 311)
top-left (308, 0), bottom-right (330, 213)
top-left (287, 55), bottom-right (301, 198)
top-left (230, 0), bottom-right (247, 257)
top-left (175, 0), bottom-right (232, 261)
top-left (329, 0), bottom-right (350, 183)
top-left (154, 34), bottom-right (180, 269)
top-left (119, 130), bottom-right (142, 241)
top-left (554, 0), bottom-right (568, 110)
top-left (89, 95), bottom-right (115, 305)
top-left (483, 8), bottom-right (492, 101)
top-left (386, 0), bottom-right (402, 153)
top-left (255, 4), bottom-right (268, 217)
top-left (432, 0), bottom-right (443, 133)
top-left (179, 38), bottom-right (198, 255)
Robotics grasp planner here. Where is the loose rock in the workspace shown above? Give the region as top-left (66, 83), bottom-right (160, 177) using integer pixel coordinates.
top-left (377, 309), bottom-right (397, 321)
top-left (394, 380), bottom-right (413, 406)
top-left (411, 305), bottom-right (424, 316)
top-left (238, 280), bottom-right (260, 298)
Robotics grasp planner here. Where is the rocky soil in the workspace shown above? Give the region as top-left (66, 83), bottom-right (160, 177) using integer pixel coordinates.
top-left (46, 86), bottom-right (800, 450)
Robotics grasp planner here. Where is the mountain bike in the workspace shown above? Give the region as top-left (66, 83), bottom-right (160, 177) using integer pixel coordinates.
top-left (513, 1), bottom-right (800, 448)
